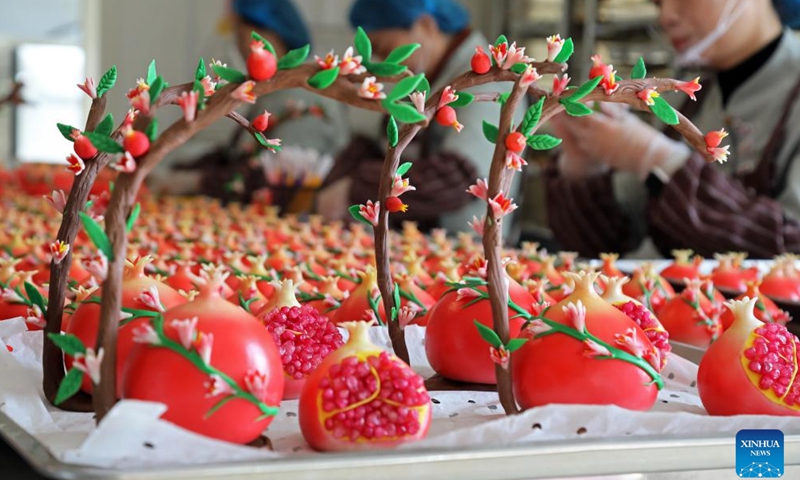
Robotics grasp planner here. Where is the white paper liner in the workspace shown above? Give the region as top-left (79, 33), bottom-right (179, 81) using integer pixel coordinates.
top-left (1, 317), bottom-right (799, 471)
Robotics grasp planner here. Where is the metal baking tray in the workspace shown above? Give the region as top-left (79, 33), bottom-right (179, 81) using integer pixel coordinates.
top-left (2, 410), bottom-right (799, 480)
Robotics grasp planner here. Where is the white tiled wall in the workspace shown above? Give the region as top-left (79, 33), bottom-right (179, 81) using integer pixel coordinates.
top-left (0, 0), bottom-right (83, 166)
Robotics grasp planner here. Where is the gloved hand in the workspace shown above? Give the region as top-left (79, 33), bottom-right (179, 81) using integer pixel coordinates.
top-left (550, 111), bottom-right (608, 179)
top-left (551, 103), bottom-right (692, 180)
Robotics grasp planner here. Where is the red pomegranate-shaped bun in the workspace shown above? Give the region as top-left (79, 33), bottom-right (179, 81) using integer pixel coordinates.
top-left (426, 260), bottom-right (531, 385)
top-left (122, 265), bottom-right (284, 444)
top-left (711, 252), bottom-right (759, 294)
top-left (660, 249), bottom-right (701, 283)
top-left (698, 297), bottom-right (800, 416)
top-left (67, 255), bottom-right (186, 395)
top-left (299, 321), bottom-right (432, 451)
top-left (512, 271), bottom-right (662, 411)
top-left (656, 278), bottom-right (723, 348)
top-left (760, 255), bottom-right (800, 302)
top-left (599, 253), bottom-right (623, 278)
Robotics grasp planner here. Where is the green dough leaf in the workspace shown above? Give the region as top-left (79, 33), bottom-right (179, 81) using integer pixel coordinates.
top-left (631, 57), bottom-right (647, 80)
top-left (387, 115), bottom-right (399, 148)
top-left (527, 134), bottom-right (563, 150)
top-left (392, 282), bottom-right (401, 314)
top-left (57, 123), bottom-right (78, 142)
top-left (354, 26), bottom-right (372, 62)
top-left (254, 131), bottom-right (281, 151)
top-left (126, 202), bottom-right (141, 233)
top-left (520, 96), bottom-right (545, 136)
top-left (474, 320), bottom-right (503, 348)
top-left (94, 114), bottom-right (114, 137)
top-left (251, 31), bottom-right (276, 55)
top-left (96, 65), bottom-right (117, 97)
top-left (47, 333), bottom-right (86, 356)
top-left (506, 338), bottom-right (528, 352)
top-left (385, 43), bottom-right (420, 64)
top-left (55, 368), bottom-right (84, 405)
top-left (348, 204), bottom-right (371, 226)
top-left (84, 132), bottom-right (124, 154)
top-left (552, 38), bottom-right (574, 63)
top-left (145, 118), bottom-right (158, 142)
top-left (195, 57), bottom-right (206, 81)
top-left (497, 92), bottom-right (511, 105)
top-left (25, 281), bottom-right (46, 310)
top-left (650, 96), bottom-right (679, 125)
top-left (278, 44), bottom-right (310, 70)
top-left (563, 75), bottom-right (603, 104)
top-left (307, 67), bottom-right (340, 89)
top-left (449, 91), bottom-right (474, 108)
top-left (510, 63), bottom-right (528, 74)
top-left (418, 76), bottom-right (431, 97)
top-left (387, 73), bottom-right (425, 102)
top-left (396, 162), bottom-right (412, 177)
top-left (192, 80), bottom-right (207, 110)
top-left (482, 121), bottom-right (498, 144)
top-left (213, 65), bottom-right (247, 84)
top-left (384, 102), bottom-right (425, 124)
top-left (562, 101), bottom-right (594, 117)
top-left (367, 62), bottom-right (408, 77)
top-left (79, 211), bottom-right (113, 259)
top-left (146, 60), bottom-right (157, 85)
top-left (148, 76), bottom-right (166, 106)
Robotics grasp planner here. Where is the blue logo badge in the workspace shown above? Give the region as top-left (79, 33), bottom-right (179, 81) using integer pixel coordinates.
top-left (736, 429), bottom-right (784, 478)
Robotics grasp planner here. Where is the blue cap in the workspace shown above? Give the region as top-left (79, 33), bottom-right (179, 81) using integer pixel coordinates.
top-left (232, 0), bottom-right (311, 50)
top-left (776, 0), bottom-right (800, 28)
top-left (349, 0), bottom-right (470, 33)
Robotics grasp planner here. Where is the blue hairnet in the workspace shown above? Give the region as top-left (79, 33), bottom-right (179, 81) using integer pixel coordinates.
top-left (776, 0), bottom-right (800, 28)
top-left (349, 0), bottom-right (470, 33)
top-left (232, 0), bottom-right (311, 50)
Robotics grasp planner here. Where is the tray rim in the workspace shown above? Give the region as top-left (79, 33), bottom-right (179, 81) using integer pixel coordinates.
top-left (3, 408), bottom-right (800, 480)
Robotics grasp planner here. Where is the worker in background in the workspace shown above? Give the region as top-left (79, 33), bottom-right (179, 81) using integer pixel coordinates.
top-left (158, 0), bottom-right (349, 211)
top-left (545, 0), bottom-right (800, 258)
top-left (318, 0), bottom-right (526, 238)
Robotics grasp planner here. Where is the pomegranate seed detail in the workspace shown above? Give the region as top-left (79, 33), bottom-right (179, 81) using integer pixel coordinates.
top-left (742, 323), bottom-right (800, 408)
top-left (318, 352), bottom-right (429, 442)
top-left (263, 305), bottom-right (343, 380)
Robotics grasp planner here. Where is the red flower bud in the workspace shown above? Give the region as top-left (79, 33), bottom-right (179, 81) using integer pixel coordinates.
top-left (471, 46), bottom-right (491, 75)
top-left (124, 130), bottom-right (151, 158)
top-left (73, 135), bottom-right (97, 160)
top-left (252, 110), bottom-right (270, 132)
top-left (435, 106), bottom-right (456, 126)
top-left (385, 196), bottom-right (408, 213)
top-left (505, 132), bottom-right (526, 153)
top-left (247, 41), bottom-right (277, 81)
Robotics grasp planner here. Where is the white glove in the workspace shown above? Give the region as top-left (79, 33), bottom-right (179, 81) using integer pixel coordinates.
top-left (552, 103), bottom-right (691, 180)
